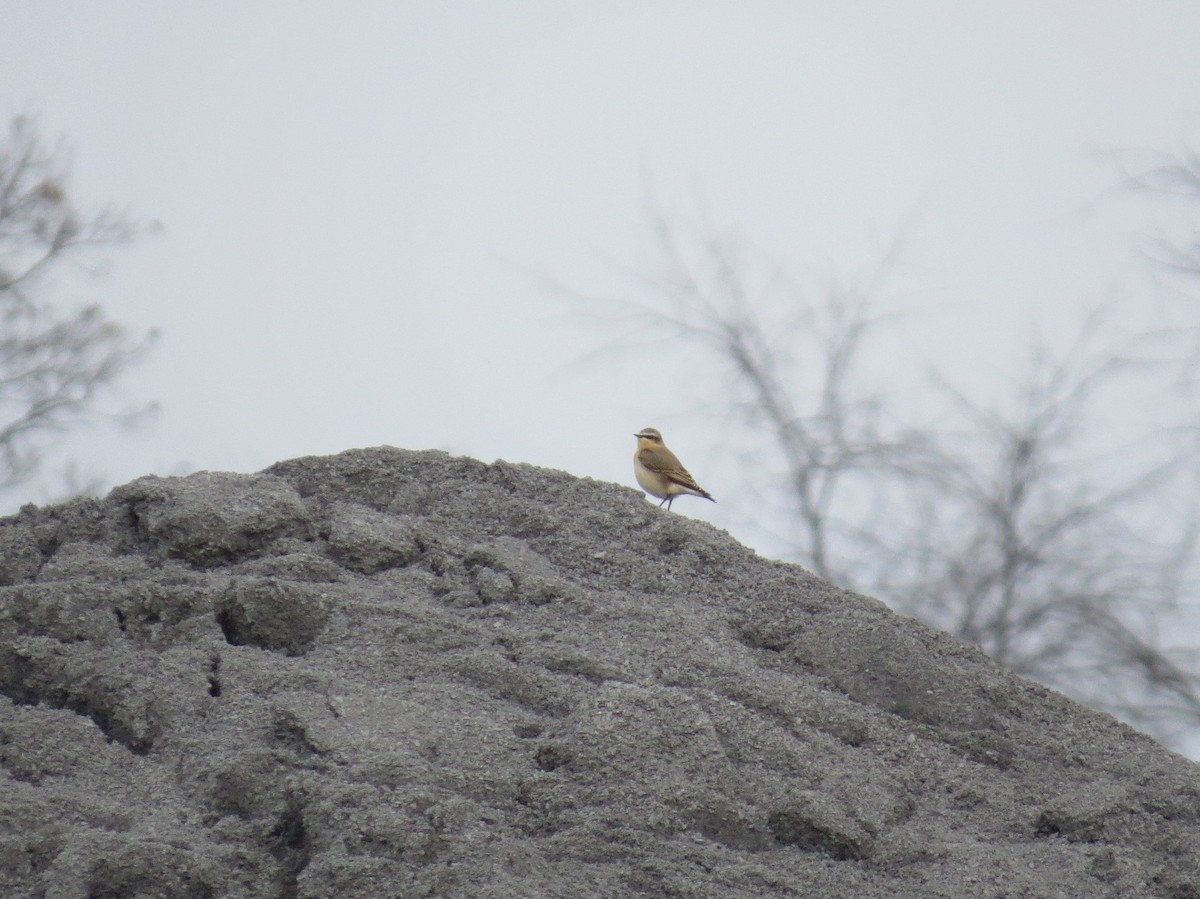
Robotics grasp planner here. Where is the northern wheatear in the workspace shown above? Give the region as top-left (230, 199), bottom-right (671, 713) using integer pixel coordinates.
top-left (633, 427), bottom-right (715, 511)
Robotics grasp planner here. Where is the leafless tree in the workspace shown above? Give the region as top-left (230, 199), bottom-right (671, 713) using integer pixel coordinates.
top-left (1123, 148), bottom-right (1200, 280)
top-left (585, 212), bottom-right (1200, 748)
top-left (0, 115), bottom-right (156, 497)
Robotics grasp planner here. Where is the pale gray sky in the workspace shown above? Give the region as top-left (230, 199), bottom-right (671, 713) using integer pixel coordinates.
top-left (2, 2), bottom-right (1200, 548)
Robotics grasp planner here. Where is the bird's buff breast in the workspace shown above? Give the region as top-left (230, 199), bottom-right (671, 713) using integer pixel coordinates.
top-left (633, 456), bottom-right (671, 498)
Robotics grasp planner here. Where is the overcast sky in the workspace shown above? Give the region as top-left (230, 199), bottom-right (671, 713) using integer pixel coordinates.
top-left (2, 3), bottom-right (1200, 551)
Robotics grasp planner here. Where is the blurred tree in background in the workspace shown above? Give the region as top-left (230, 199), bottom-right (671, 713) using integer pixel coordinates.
top-left (1128, 148), bottom-right (1200, 280)
top-left (583, 188), bottom-right (1200, 750)
top-left (0, 115), bottom-right (156, 500)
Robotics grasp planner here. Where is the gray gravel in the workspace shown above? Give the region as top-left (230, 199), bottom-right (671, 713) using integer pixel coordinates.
top-left (0, 446), bottom-right (1197, 898)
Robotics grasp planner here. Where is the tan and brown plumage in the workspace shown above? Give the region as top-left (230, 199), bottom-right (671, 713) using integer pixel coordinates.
top-left (633, 427), bottom-right (715, 511)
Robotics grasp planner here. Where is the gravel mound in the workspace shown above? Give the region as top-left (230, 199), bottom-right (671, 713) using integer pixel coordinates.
top-left (0, 446), bottom-right (1197, 898)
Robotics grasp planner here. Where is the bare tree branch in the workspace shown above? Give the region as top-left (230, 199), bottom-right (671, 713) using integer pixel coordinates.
top-left (0, 115), bottom-right (156, 497)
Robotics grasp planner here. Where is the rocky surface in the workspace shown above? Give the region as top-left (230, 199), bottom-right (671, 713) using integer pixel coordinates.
top-left (0, 446), bottom-right (1197, 898)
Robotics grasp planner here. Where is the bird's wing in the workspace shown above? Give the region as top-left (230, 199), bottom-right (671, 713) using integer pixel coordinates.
top-left (639, 447), bottom-right (704, 491)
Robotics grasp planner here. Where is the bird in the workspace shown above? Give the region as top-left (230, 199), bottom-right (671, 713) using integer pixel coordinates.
top-left (632, 427), bottom-right (715, 511)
